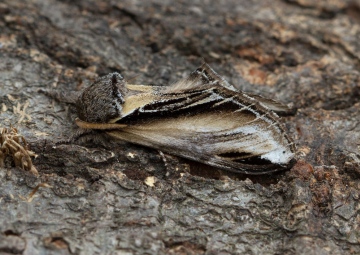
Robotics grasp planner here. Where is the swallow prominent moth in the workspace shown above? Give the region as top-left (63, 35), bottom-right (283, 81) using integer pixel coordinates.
top-left (76, 63), bottom-right (296, 174)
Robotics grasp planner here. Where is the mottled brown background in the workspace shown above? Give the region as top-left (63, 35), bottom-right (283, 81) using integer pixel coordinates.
top-left (1, 0), bottom-right (360, 254)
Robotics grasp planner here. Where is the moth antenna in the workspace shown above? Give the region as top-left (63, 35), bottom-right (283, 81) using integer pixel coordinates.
top-left (127, 74), bottom-right (140, 83)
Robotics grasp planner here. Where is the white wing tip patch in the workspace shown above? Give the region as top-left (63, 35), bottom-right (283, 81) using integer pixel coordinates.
top-left (261, 148), bottom-right (294, 164)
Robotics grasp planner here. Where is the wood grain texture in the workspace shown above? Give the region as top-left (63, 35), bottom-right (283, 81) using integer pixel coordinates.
top-left (0, 0), bottom-right (359, 254)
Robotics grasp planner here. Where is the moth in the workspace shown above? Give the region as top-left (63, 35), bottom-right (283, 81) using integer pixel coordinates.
top-left (75, 63), bottom-right (296, 174)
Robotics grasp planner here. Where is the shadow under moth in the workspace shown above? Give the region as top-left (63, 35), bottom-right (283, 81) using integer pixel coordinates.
top-left (75, 63), bottom-right (296, 174)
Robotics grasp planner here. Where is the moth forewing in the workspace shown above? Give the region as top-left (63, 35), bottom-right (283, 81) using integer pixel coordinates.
top-left (104, 108), bottom-right (294, 174)
top-left (246, 93), bottom-right (296, 116)
top-left (165, 63), bottom-right (237, 92)
top-left (164, 63), bottom-right (294, 115)
top-left (76, 63), bottom-right (296, 174)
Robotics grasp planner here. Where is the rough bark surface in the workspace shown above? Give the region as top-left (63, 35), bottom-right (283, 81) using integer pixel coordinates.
top-left (1, 0), bottom-right (360, 254)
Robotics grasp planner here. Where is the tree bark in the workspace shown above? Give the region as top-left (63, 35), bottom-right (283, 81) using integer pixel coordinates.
top-left (0, 0), bottom-right (360, 254)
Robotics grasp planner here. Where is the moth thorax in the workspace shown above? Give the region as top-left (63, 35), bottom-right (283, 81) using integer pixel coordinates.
top-left (76, 72), bottom-right (127, 123)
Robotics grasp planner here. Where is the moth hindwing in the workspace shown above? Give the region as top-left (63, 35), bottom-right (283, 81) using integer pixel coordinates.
top-left (76, 63), bottom-right (296, 174)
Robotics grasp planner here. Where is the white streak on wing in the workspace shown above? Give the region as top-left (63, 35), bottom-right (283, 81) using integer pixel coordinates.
top-left (261, 148), bottom-right (294, 164)
top-left (212, 96), bottom-right (234, 106)
top-left (178, 92), bottom-right (223, 110)
top-left (229, 96), bottom-right (277, 128)
top-left (215, 125), bottom-right (293, 164)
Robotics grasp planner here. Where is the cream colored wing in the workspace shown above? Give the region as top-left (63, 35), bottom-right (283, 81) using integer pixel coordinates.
top-left (108, 86), bottom-right (295, 174)
top-left (106, 107), bottom-right (295, 174)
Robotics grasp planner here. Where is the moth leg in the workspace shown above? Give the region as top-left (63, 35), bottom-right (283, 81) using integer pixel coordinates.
top-left (38, 89), bottom-right (80, 105)
top-left (55, 128), bottom-right (95, 145)
top-left (157, 151), bottom-right (189, 177)
top-left (158, 150), bottom-right (169, 170)
top-left (55, 128), bottom-right (115, 150)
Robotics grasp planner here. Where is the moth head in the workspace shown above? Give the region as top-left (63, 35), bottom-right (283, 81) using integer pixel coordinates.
top-left (76, 72), bottom-right (127, 123)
